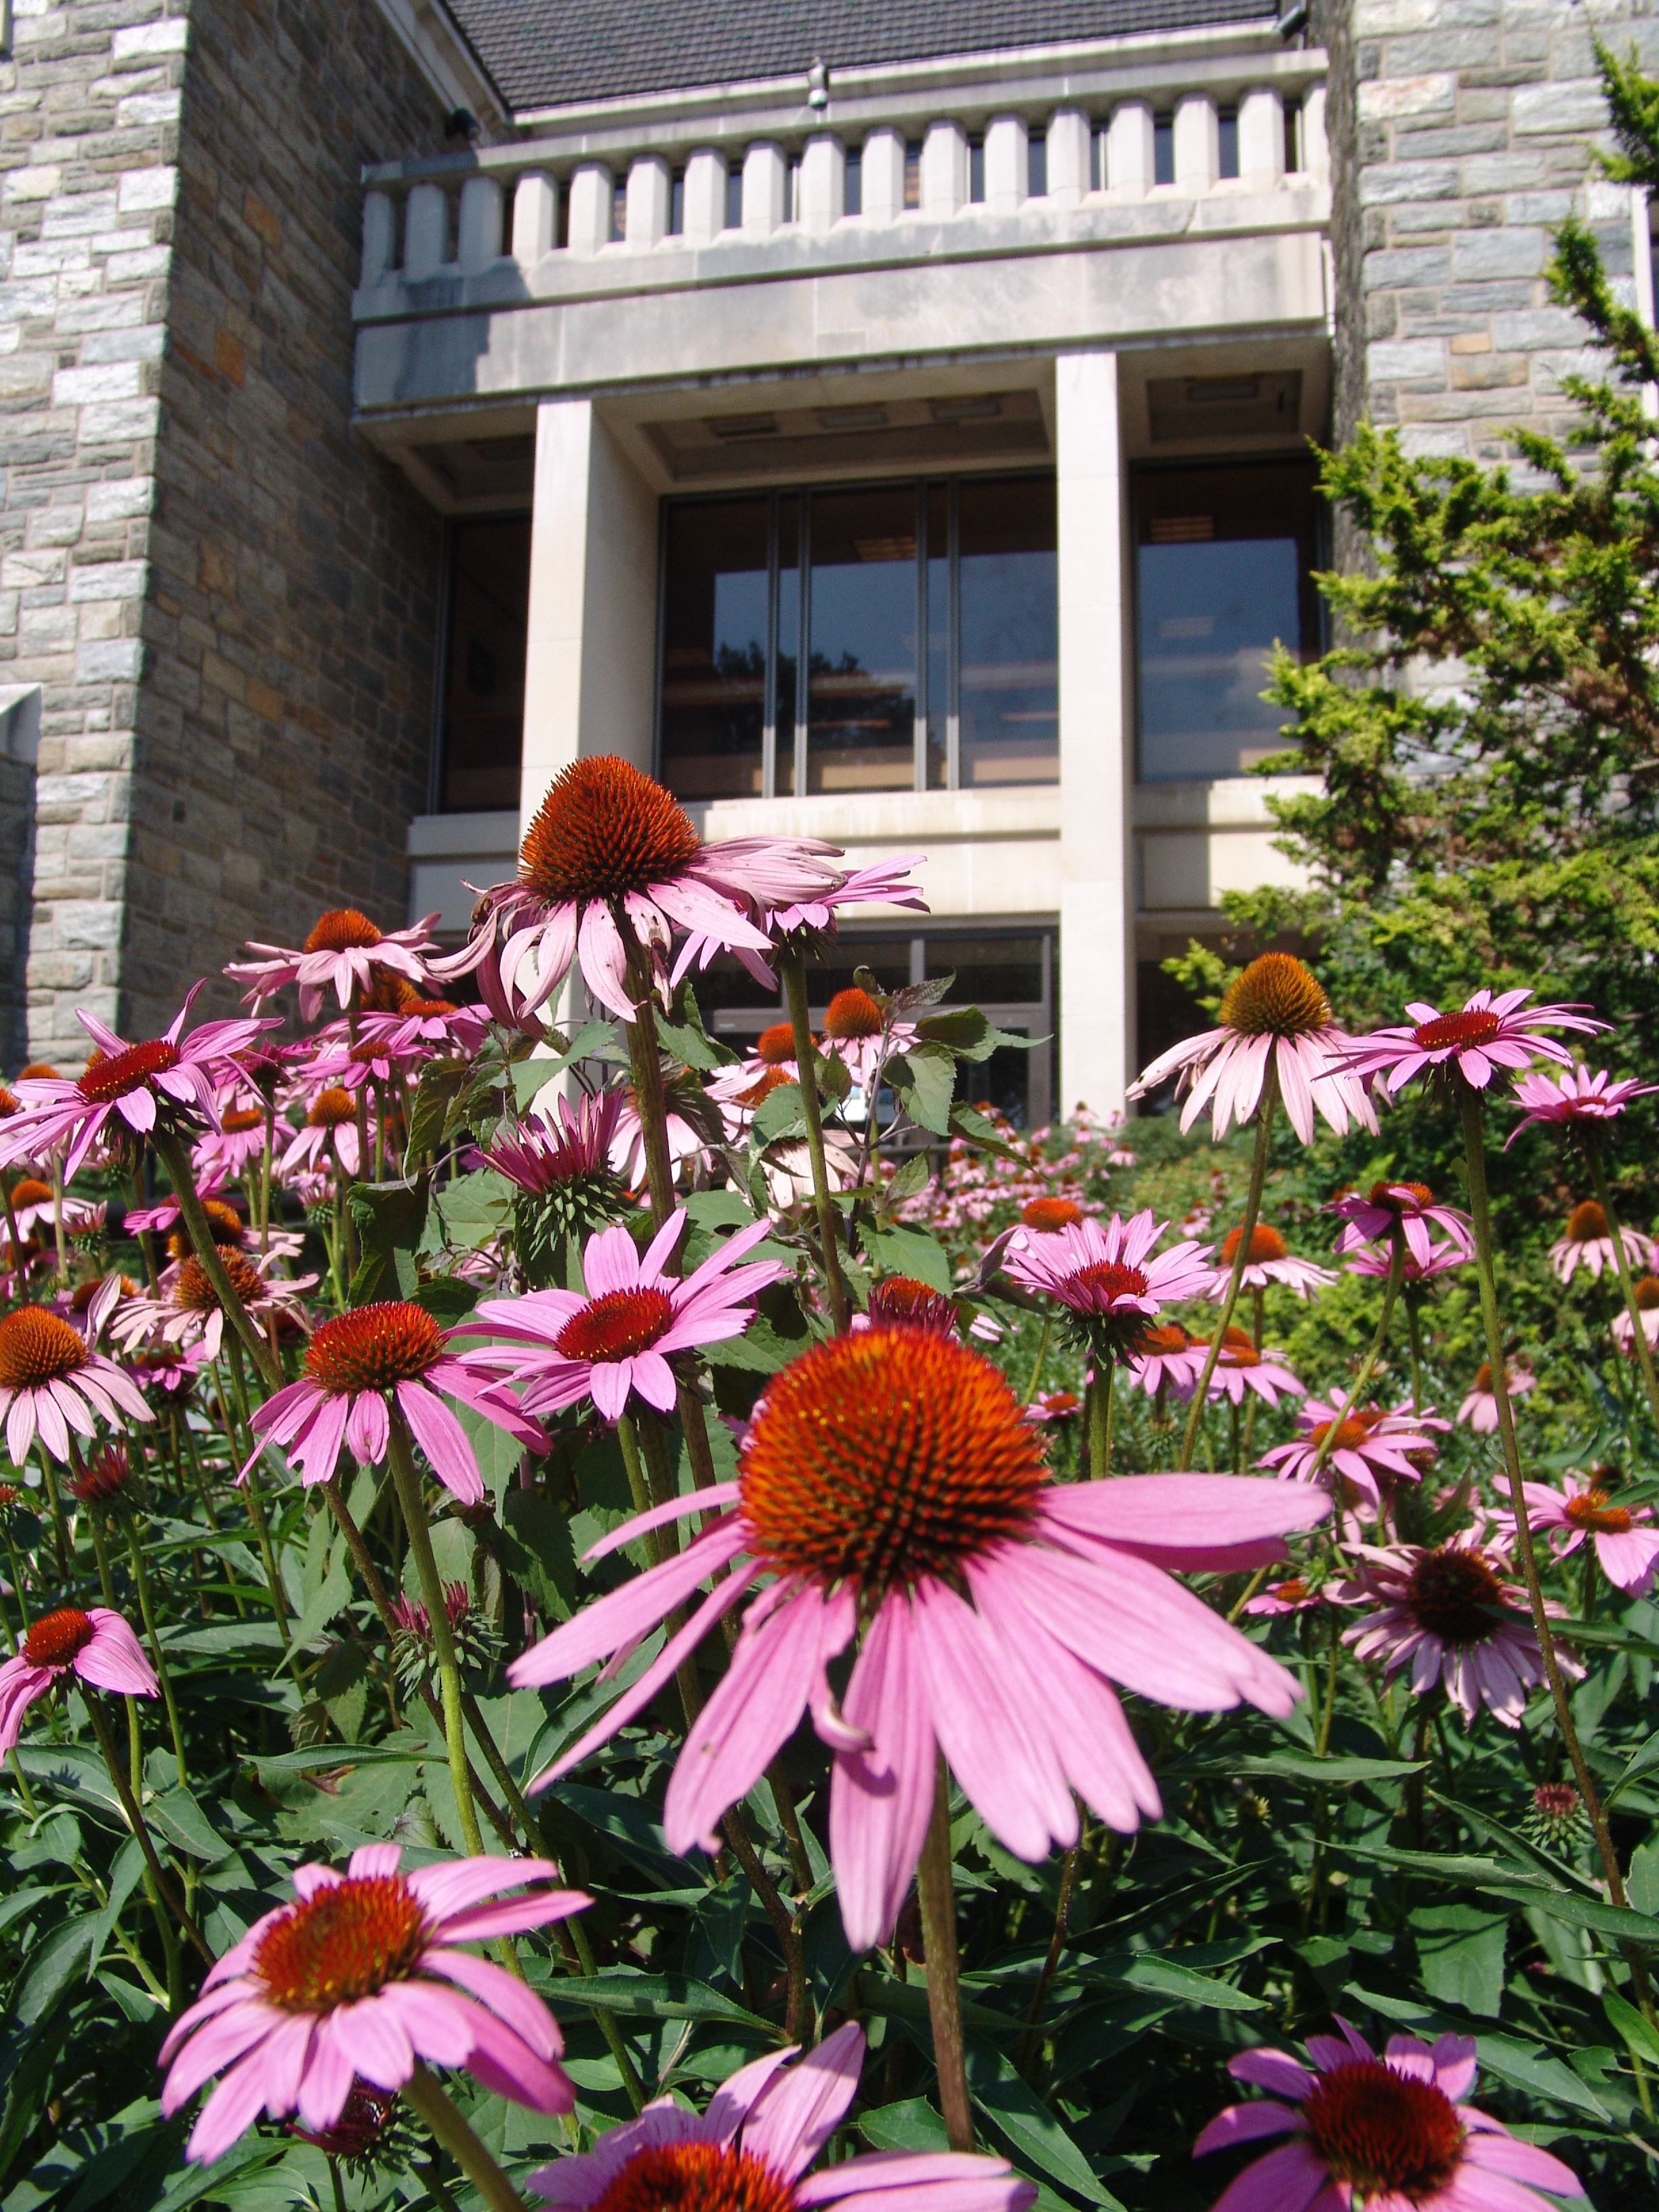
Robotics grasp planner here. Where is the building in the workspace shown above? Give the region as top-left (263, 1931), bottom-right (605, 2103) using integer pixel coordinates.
top-left (0, 0), bottom-right (1647, 1120)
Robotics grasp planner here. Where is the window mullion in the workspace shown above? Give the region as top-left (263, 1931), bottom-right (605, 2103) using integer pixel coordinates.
top-left (947, 477), bottom-right (962, 790)
top-left (913, 479), bottom-right (927, 793)
top-left (762, 491), bottom-right (779, 801)
top-left (795, 491), bottom-right (811, 801)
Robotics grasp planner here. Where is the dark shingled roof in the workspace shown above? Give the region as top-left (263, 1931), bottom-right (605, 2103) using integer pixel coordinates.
top-left (452, 0), bottom-right (1279, 115)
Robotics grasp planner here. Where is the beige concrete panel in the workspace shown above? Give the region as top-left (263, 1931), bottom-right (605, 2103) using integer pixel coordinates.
top-left (1138, 830), bottom-right (1211, 912)
top-left (1056, 350), bottom-right (1132, 1120)
top-left (1299, 86), bottom-right (1328, 181)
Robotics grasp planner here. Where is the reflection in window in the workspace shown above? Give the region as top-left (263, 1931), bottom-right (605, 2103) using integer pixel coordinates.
top-left (439, 518), bottom-right (530, 813)
top-left (1134, 462), bottom-right (1320, 781)
top-left (958, 477), bottom-right (1057, 786)
top-left (660, 499), bottom-right (769, 798)
top-left (808, 487), bottom-right (917, 794)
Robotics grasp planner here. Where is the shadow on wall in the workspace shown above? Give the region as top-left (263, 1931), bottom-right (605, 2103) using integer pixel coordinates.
top-left (0, 686), bottom-right (41, 1073)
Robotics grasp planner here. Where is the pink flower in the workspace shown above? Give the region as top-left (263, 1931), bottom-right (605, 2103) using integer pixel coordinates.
top-left (1613, 1274), bottom-right (1659, 1350)
top-left (276, 1084), bottom-right (365, 1181)
top-left (1506, 1061), bottom-right (1658, 1145)
top-left (484, 1088), bottom-right (627, 1195)
top-left (1004, 1210), bottom-right (1214, 1355)
top-left (248, 1300), bottom-right (548, 1505)
top-left (1456, 1359), bottom-right (1534, 1434)
top-left (124, 1167), bottom-right (236, 1240)
top-left (1503, 1472), bottom-right (1659, 1595)
top-left (1128, 953), bottom-right (1378, 1146)
top-left (1549, 1199), bottom-right (1655, 1284)
top-left (457, 1211), bottom-right (785, 1425)
top-left (1193, 2017), bottom-right (1581, 2212)
top-left (680, 856), bottom-right (929, 994)
top-left (1196, 1329), bottom-right (1306, 1409)
top-left (0, 1605), bottom-right (157, 1750)
top-left (1127, 1324), bottom-right (1208, 1398)
top-left (0, 985), bottom-right (276, 1181)
top-left (1329, 1179), bottom-right (1473, 1267)
top-left (1243, 1576), bottom-right (1324, 1616)
top-left (227, 907), bottom-right (441, 1020)
top-left (192, 1096), bottom-right (273, 1183)
top-left (1206, 1223), bottom-right (1334, 1301)
top-left (1257, 1393), bottom-right (1448, 1519)
top-left (371, 996), bottom-right (491, 1058)
top-left (433, 756), bottom-right (845, 1025)
top-left (608, 1090), bottom-right (709, 1190)
top-left (5, 1175), bottom-right (101, 1240)
top-left (1343, 1237), bottom-right (1467, 1284)
top-left (1335, 1534), bottom-right (1577, 1726)
top-left (510, 1329), bottom-right (1328, 1949)
top-left (110, 1250), bottom-right (316, 1364)
top-left (158, 1843), bottom-right (588, 2163)
top-left (819, 986), bottom-right (920, 1094)
top-left (1023, 1388), bottom-right (1084, 1425)
top-left (528, 2021), bottom-right (1029, 2212)
top-left (0, 1305), bottom-right (153, 1465)
top-left (1335, 986), bottom-right (1605, 1096)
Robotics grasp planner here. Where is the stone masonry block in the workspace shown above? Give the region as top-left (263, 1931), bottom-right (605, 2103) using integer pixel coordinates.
top-left (110, 20), bottom-right (189, 61)
top-left (52, 359), bottom-right (140, 405)
top-left (77, 395), bottom-right (160, 441)
top-left (1368, 337), bottom-right (1446, 379)
top-left (68, 559), bottom-right (146, 602)
top-left (1511, 81), bottom-right (1606, 134)
top-left (1359, 161), bottom-right (1460, 204)
top-left (116, 165), bottom-right (176, 214)
top-left (1451, 226), bottom-right (1545, 278)
top-left (1359, 73), bottom-right (1456, 119)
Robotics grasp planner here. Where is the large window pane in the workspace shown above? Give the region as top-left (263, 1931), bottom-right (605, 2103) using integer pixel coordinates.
top-left (777, 497), bottom-right (799, 796)
top-left (1135, 462), bottom-right (1320, 782)
top-left (925, 482), bottom-right (949, 790)
top-left (660, 498), bottom-right (769, 800)
top-left (441, 518), bottom-right (530, 812)
top-left (958, 476), bottom-right (1058, 787)
top-left (807, 487), bottom-right (917, 794)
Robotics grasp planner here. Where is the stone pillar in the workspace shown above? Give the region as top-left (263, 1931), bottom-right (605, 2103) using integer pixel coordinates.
top-left (1237, 87), bottom-right (1286, 190)
top-left (921, 121), bottom-right (968, 217)
top-left (1055, 352), bottom-right (1132, 1120)
top-left (1107, 102), bottom-right (1155, 199)
top-left (512, 171), bottom-right (558, 264)
top-left (743, 143), bottom-right (787, 235)
top-left (403, 182), bottom-right (448, 278)
top-left (456, 176), bottom-right (503, 272)
top-left (1174, 94), bottom-right (1218, 194)
top-left (519, 398), bottom-right (659, 829)
top-left (566, 165), bottom-right (614, 256)
top-left (682, 150), bottom-right (726, 243)
top-left (798, 134), bottom-right (845, 231)
top-left (984, 115), bottom-right (1028, 213)
top-left (861, 127), bottom-right (906, 222)
top-left (1047, 108), bottom-right (1090, 207)
top-left (627, 155), bottom-right (671, 247)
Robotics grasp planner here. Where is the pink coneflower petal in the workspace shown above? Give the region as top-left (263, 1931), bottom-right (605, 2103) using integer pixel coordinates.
top-left (830, 1597), bottom-right (936, 1954)
top-left (740, 2022), bottom-right (863, 2179)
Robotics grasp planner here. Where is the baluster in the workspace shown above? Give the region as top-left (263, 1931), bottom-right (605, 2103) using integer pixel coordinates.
top-left (1046, 108), bottom-right (1090, 207)
top-left (985, 115), bottom-right (1027, 213)
top-left (512, 171), bottom-right (557, 263)
top-left (403, 181), bottom-right (448, 279)
top-left (1174, 93), bottom-right (1218, 194)
top-left (1107, 101), bottom-right (1155, 199)
top-left (361, 188), bottom-right (394, 285)
top-left (1237, 87), bottom-right (1286, 189)
top-left (457, 175), bottom-right (503, 271)
top-left (920, 120), bottom-right (967, 216)
top-left (1300, 85), bottom-right (1330, 180)
top-left (742, 142), bottom-right (787, 234)
top-left (627, 154), bottom-right (671, 247)
top-left (798, 134), bottom-right (844, 232)
top-left (682, 148), bottom-right (726, 242)
top-left (566, 163), bottom-right (613, 255)
top-left (861, 127), bottom-right (905, 222)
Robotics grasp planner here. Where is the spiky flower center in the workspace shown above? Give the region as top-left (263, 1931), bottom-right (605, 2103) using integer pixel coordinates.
top-left (1212, 1325), bottom-right (1261, 1367)
top-left (1407, 1547), bottom-right (1509, 1646)
top-left (823, 987), bottom-right (882, 1040)
top-left (306, 1303), bottom-right (445, 1392)
top-left (1635, 1275), bottom-right (1659, 1311)
top-left (1134, 1323), bottom-right (1191, 1357)
top-left (1221, 1224), bottom-right (1288, 1265)
top-left (304, 909), bottom-right (382, 954)
top-left (1473, 1363), bottom-right (1493, 1393)
top-left (740, 1331), bottom-right (1042, 1593)
top-left (1533, 1781), bottom-right (1580, 1821)
top-left (1061, 1260), bottom-right (1149, 1313)
top-left (1022, 1197), bottom-right (1082, 1232)
top-left (9, 1178), bottom-right (52, 1208)
top-left (1309, 1416), bottom-right (1371, 1454)
top-left (0, 1087), bottom-right (17, 1115)
top-left (755, 1023), bottom-right (797, 1066)
top-left (735, 1067), bottom-right (794, 1111)
top-left (1216, 953), bottom-right (1330, 1039)
top-left (405, 998), bottom-right (456, 1018)
top-left (592, 2142), bottom-right (797, 2212)
top-left (1566, 1489), bottom-right (1632, 1534)
top-left (0, 1307), bottom-right (87, 1387)
top-left (1565, 1200), bottom-right (1609, 1244)
top-left (520, 756), bottom-right (700, 905)
top-left (77, 1039), bottom-right (181, 1103)
top-left (176, 1252), bottom-right (267, 1313)
top-left (1368, 1181), bottom-right (1435, 1212)
top-left (867, 1277), bottom-right (956, 1334)
top-left (24, 1606), bottom-right (96, 1668)
top-left (1302, 2059), bottom-right (1462, 2198)
top-left (307, 1087), bottom-right (357, 1128)
top-left (291, 2082), bottom-right (398, 2158)
top-left (167, 1199), bottom-right (245, 1264)
top-left (253, 1874), bottom-right (430, 2013)
top-left (1273, 1578), bottom-right (1311, 1605)
top-left (556, 1286), bottom-right (676, 1364)
top-left (1412, 1008), bottom-right (1501, 1052)
top-left (17, 1064), bottom-right (60, 1081)
top-left (222, 1109), bottom-right (267, 1136)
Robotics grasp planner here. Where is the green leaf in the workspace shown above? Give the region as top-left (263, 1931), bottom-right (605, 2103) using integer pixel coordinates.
top-left (859, 2099), bottom-right (951, 2153)
top-left (703, 1315), bottom-right (806, 1374)
top-left (346, 1174), bottom-right (429, 1305)
top-left (284, 1555), bottom-right (354, 1658)
top-left (1088, 1954), bottom-right (1267, 2012)
top-left (752, 1081), bottom-right (807, 1145)
top-left (914, 1008), bottom-right (1040, 1061)
top-left (500, 1491), bottom-right (578, 1621)
top-left (1478, 1883), bottom-right (1659, 1947)
top-left (891, 1044), bottom-right (956, 1136)
top-left (553, 1780), bottom-right (708, 1888)
top-left (963, 2037), bottom-right (1124, 2207)
top-left (861, 1224), bottom-right (956, 1295)
top-left (655, 1012), bottom-right (737, 1072)
top-left (556, 1972), bottom-right (773, 2030)
top-left (882, 1151), bottom-right (932, 1204)
top-left (947, 1101), bottom-right (1027, 1160)
top-left (1604, 1988), bottom-right (1659, 2066)
top-left (1231, 1753), bottom-right (1429, 1786)
top-left (511, 1022), bottom-right (617, 1103)
top-left (148, 1786), bottom-right (226, 1862)
top-left (431, 1167), bottom-right (514, 1248)
top-left (405, 1059), bottom-right (469, 1166)
top-left (1410, 1905), bottom-right (1508, 2019)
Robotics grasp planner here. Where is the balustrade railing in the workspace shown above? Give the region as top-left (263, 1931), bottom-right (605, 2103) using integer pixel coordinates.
top-left (359, 81), bottom-right (1329, 291)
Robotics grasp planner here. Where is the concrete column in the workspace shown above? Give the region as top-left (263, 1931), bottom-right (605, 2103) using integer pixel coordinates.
top-left (1237, 87), bottom-right (1285, 190)
top-left (743, 142), bottom-right (787, 234)
top-left (1047, 108), bottom-right (1090, 207)
top-left (403, 182), bottom-right (448, 279)
top-left (362, 190), bottom-right (394, 284)
top-left (683, 148), bottom-right (726, 243)
top-left (798, 134), bottom-right (845, 231)
top-left (1174, 94), bottom-right (1218, 194)
top-left (1107, 102), bottom-right (1155, 198)
top-left (457, 176), bottom-right (503, 271)
top-left (627, 154), bottom-right (671, 247)
top-left (1055, 352), bottom-right (1132, 1121)
top-left (520, 398), bottom-right (660, 830)
top-left (861, 127), bottom-right (905, 222)
top-left (567, 164), bottom-right (613, 256)
top-left (920, 120), bottom-right (967, 217)
top-left (984, 115), bottom-right (1027, 213)
top-left (512, 171), bottom-right (557, 264)
top-left (1300, 85), bottom-right (1330, 181)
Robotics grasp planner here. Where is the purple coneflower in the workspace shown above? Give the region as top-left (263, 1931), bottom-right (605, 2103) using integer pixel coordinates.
top-left (1501, 1471), bottom-right (1659, 1595)
top-left (1329, 1179), bottom-right (1473, 1265)
top-left (1206, 1224), bottom-right (1334, 1301)
top-left (1456, 1359), bottom-right (1534, 1433)
top-left (0, 1605), bottom-right (157, 1750)
top-left (1506, 1061), bottom-right (1657, 1144)
top-left (1196, 1328), bottom-right (1305, 1409)
top-left (1335, 986), bottom-right (1603, 1096)
top-left (1549, 1199), bottom-right (1655, 1284)
top-left (228, 907), bottom-right (441, 1020)
top-left (1257, 1391), bottom-right (1448, 1519)
top-left (0, 1305), bottom-right (152, 1466)
top-left (1004, 1210), bottom-right (1214, 1359)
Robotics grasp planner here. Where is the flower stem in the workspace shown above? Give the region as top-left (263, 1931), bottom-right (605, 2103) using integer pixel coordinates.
top-left (1086, 1362), bottom-right (1113, 1478)
top-left (1022, 1316), bottom-right (1050, 1406)
top-left (123, 1521), bottom-right (188, 1785)
top-left (1457, 1081), bottom-right (1659, 2064)
top-left (401, 2064), bottom-right (530, 2212)
top-left (1017, 1840), bottom-right (1077, 2075)
top-left (150, 1128), bottom-right (284, 1391)
top-left (918, 1755), bottom-right (974, 2151)
top-left (1179, 1064), bottom-right (1278, 1470)
top-left (1303, 1233), bottom-right (1407, 1490)
top-left (222, 1347), bottom-right (291, 1644)
top-left (779, 944), bottom-right (850, 1334)
top-left (83, 1689), bottom-right (213, 1965)
top-left (386, 1410), bottom-right (483, 1856)
top-left (1582, 1140), bottom-right (1659, 1437)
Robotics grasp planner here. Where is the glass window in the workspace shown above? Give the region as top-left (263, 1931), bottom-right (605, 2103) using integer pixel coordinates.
top-left (1134, 462), bottom-right (1320, 782)
top-left (1154, 115), bottom-right (1174, 184)
top-left (777, 496), bottom-right (800, 796)
top-left (925, 482), bottom-right (949, 790)
top-left (845, 148), bottom-right (862, 216)
top-left (958, 476), bottom-right (1057, 787)
top-left (660, 499), bottom-right (770, 800)
top-left (968, 138), bottom-right (985, 203)
top-left (439, 518), bottom-right (530, 813)
top-left (806, 487), bottom-right (917, 794)
top-left (1218, 109), bottom-right (1239, 179)
top-left (905, 142), bottom-right (921, 207)
top-left (1027, 132), bottom-right (1047, 197)
top-left (669, 171), bottom-right (684, 234)
top-left (725, 167), bottom-right (742, 228)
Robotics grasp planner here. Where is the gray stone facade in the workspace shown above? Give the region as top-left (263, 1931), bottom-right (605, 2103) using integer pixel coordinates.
top-left (0, 0), bottom-right (447, 1067)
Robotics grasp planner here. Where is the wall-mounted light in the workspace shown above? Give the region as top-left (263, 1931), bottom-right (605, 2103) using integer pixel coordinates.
top-left (807, 58), bottom-right (829, 110)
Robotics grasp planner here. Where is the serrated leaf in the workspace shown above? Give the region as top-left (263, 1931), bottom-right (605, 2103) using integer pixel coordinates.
top-left (891, 1044), bottom-right (956, 1135)
top-left (914, 1008), bottom-right (1041, 1061)
top-left (405, 1059), bottom-right (469, 1166)
top-left (947, 1101), bottom-right (1027, 1160)
top-left (500, 1491), bottom-right (578, 1620)
top-left (752, 1080), bottom-right (807, 1144)
top-left (882, 1151), bottom-right (932, 1204)
top-left (861, 1224), bottom-right (956, 1295)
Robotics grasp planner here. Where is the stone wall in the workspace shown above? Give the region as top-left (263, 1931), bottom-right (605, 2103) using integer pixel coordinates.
top-left (1336, 0), bottom-right (1643, 462)
top-left (123, 0), bottom-right (447, 1040)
